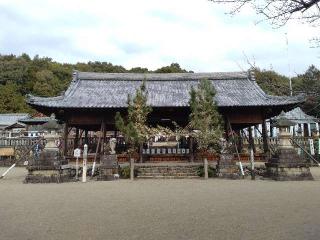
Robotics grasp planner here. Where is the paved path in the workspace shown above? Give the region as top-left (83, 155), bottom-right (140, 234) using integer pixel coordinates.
top-left (0, 167), bottom-right (320, 240)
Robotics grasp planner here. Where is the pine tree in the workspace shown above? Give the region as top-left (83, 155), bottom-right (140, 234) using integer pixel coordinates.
top-left (189, 79), bottom-right (223, 153)
top-left (115, 81), bottom-right (152, 154)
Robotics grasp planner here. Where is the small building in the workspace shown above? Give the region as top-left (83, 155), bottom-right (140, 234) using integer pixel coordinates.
top-left (27, 71), bottom-right (303, 161)
top-left (19, 116), bottom-right (52, 137)
top-left (271, 107), bottom-right (319, 137)
top-left (0, 113), bottom-right (29, 138)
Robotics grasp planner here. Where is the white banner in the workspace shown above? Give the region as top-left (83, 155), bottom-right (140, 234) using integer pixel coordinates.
top-left (309, 139), bottom-right (315, 155)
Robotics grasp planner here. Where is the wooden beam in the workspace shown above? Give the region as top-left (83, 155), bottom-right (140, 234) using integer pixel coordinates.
top-left (63, 121), bottom-right (69, 157)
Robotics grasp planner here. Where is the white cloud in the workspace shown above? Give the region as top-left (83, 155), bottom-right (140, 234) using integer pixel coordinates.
top-left (0, 0), bottom-right (318, 75)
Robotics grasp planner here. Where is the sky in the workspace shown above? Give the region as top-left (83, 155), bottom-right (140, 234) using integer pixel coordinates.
top-left (0, 0), bottom-right (319, 76)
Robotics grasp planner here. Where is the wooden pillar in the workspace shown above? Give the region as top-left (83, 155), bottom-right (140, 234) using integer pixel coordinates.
top-left (139, 144), bottom-right (143, 163)
top-left (189, 136), bottom-right (194, 162)
top-left (84, 129), bottom-right (88, 145)
top-left (75, 127), bottom-right (79, 148)
top-left (303, 123), bottom-right (309, 137)
top-left (101, 120), bottom-right (106, 154)
top-left (235, 129), bottom-right (242, 153)
top-left (248, 126), bottom-right (256, 153)
top-left (63, 121), bottom-right (69, 157)
top-left (262, 120), bottom-right (269, 154)
top-left (224, 117), bottom-right (229, 141)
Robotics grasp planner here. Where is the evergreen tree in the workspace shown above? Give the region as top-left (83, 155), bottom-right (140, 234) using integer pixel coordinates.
top-left (0, 82), bottom-right (32, 113)
top-left (292, 65), bottom-right (320, 117)
top-left (115, 81), bottom-right (152, 154)
top-left (189, 79), bottom-right (223, 153)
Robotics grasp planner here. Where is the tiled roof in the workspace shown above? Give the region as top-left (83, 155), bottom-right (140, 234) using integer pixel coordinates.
top-left (27, 71), bottom-right (304, 109)
top-left (19, 117), bottom-right (51, 124)
top-left (0, 113), bottom-right (30, 127)
top-left (273, 107), bottom-right (318, 124)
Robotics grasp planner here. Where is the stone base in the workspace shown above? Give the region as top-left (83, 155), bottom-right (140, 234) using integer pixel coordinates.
top-left (217, 154), bottom-right (240, 179)
top-left (24, 170), bottom-right (75, 183)
top-left (97, 167), bottom-right (118, 181)
top-left (136, 164), bottom-right (200, 178)
top-left (266, 164), bottom-right (313, 181)
top-left (217, 166), bottom-right (241, 179)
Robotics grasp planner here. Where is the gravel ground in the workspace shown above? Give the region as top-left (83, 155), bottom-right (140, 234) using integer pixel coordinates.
top-left (1, 167), bottom-right (320, 240)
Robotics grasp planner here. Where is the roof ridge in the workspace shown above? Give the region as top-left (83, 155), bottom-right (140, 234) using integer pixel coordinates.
top-left (76, 71), bottom-right (249, 81)
top-left (0, 113), bottom-right (29, 115)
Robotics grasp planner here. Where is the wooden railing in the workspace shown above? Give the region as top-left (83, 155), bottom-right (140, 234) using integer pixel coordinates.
top-left (0, 137), bottom-right (46, 147)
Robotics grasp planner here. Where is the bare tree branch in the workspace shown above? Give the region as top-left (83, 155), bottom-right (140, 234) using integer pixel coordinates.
top-left (210, 0), bottom-right (320, 26)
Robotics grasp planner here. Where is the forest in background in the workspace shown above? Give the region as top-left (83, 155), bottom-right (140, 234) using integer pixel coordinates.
top-left (0, 53), bottom-right (319, 117)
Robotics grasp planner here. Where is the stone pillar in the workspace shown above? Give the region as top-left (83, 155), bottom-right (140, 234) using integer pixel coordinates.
top-left (130, 158), bottom-right (134, 181)
top-left (204, 158), bottom-right (208, 179)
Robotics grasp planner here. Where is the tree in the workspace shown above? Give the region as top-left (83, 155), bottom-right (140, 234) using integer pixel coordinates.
top-left (32, 70), bottom-right (63, 97)
top-left (115, 81), bottom-right (152, 155)
top-left (254, 68), bottom-right (291, 96)
top-left (292, 65), bottom-right (320, 116)
top-left (189, 79), bottom-right (224, 153)
top-left (210, 0), bottom-right (320, 27)
top-left (0, 82), bottom-right (32, 113)
top-left (155, 63), bottom-right (192, 73)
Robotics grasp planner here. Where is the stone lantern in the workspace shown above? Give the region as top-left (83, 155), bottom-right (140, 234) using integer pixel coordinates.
top-left (265, 112), bottom-right (313, 180)
top-left (25, 114), bottom-right (68, 183)
top-left (98, 138), bottom-right (119, 181)
top-left (42, 114), bottom-right (61, 151)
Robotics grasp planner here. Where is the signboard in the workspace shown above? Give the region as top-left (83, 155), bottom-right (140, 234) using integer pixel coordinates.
top-left (73, 148), bottom-right (81, 158)
top-left (309, 139), bottom-right (315, 155)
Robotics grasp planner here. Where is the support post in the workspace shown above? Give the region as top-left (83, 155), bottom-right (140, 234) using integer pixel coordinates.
top-left (250, 148), bottom-right (255, 180)
top-left (204, 158), bottom-right (208, 179)
top-left (82, 144), bottom-right (88, 183)
top-left (189, 136), bottom-right (194, 162)
top-left (139, 144), bottom-right (143, 163)
top-left (130, 158), bottom-right (134, 181)
top-left (304, 123), bottom-right (309, 137)
top-left (224, 117), bottom-right (229, 141)
top-left (262, 120), bottom-right (269, 154)
top-left (84, 129), bottom-right (88, 145)
top-left (248, 126), bottom-right (256, 153)
top-left (63, 121), bottom-right (69, 157)
top-left (101, 120), bottom-right (106, 155)
top-left (75, 128), bottom-right (79, 148)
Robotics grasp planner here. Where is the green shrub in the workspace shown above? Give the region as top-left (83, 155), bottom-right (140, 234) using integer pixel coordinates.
top-left (197, 165), bottom-right (216, 178)
top-left (119, 166), bottom-right (139, 178)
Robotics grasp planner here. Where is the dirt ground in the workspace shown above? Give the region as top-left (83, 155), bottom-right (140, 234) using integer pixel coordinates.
top-left (1, 167), bottom-right (320, 240)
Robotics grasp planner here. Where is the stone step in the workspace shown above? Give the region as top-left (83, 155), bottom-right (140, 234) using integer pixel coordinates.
top-left (135, 165), bottom-right (200, 178)
top-left (137, 175), bottom-right (200, 179)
